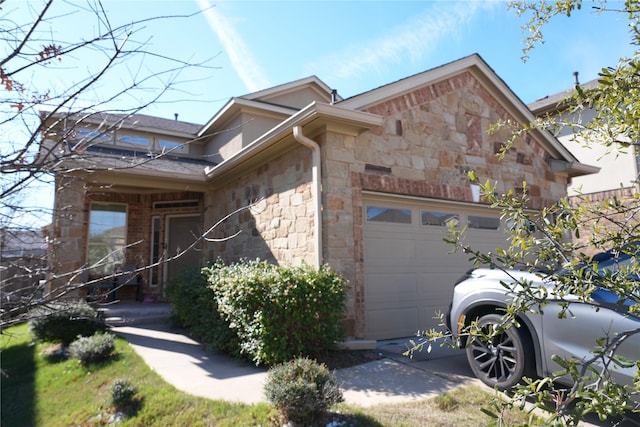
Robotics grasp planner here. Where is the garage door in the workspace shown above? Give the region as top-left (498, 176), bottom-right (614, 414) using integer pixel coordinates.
top-left (363, 195), bottom-right (513, 339)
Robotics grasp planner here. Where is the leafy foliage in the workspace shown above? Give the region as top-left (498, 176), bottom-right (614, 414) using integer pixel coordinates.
top-left (165, 268), bottom-right (240, 355)
top-left (28, 301), bottom-right (106, 345)
top-left (203, 259), bottom-right (348, 366)
top-left (68, 332), bottom-right (115, 365)
top-left (110, 378), bottom-right (138, 411)
top-left (264, 357), bottom-right (343, 426)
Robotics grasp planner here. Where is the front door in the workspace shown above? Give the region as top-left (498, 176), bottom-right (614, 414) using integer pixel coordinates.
top-left (165, 215), bottom-right (202, 284)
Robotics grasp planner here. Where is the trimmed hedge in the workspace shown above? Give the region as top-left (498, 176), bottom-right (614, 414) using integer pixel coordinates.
top-left (203, 259), bottom-right (348, 366)
top-left (165, 268), bottom-right (240, 356)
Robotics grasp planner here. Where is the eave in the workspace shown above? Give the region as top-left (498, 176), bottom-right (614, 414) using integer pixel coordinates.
top-left (204, 102), bottom-right (383, 183)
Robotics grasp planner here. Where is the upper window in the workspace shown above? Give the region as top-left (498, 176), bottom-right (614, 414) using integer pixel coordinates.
top-left (468, 215), bottom-right (500, 230)
top-left (87, 203), bottom-right (127, 276)
top-left (119, 134), bottom-right (149, 146)
top-left (159, 139), bottom-right (188, 153)
top-left (366, 206), bottom-right (412, 224)
top-left (421, 211), bottom-right (459, 227)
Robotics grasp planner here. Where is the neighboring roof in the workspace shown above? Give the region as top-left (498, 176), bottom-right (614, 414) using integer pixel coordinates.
top-left (0, 228), bottom-right (47, 259)
top-left (528, 79), bottom-right (600, 115)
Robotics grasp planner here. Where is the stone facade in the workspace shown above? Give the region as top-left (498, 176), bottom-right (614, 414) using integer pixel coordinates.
top-left (317, 72), bottom-right (570, 337)
top-left (205, 144), bottom-right (316, 267)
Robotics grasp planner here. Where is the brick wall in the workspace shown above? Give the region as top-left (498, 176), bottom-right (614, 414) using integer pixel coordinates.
top-left (50, 174), bottom-right (203, 300)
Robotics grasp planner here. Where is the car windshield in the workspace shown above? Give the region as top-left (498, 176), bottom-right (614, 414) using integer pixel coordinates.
top-left (558, 246), bottom-right (639, 307)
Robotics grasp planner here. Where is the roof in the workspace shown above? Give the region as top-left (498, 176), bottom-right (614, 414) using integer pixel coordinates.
top-left (0, 228), bottom-right (48, 259)
top-left (528, 78), bottom-right (600, 115)
top-left (42, 111), bottom-right (202, 138)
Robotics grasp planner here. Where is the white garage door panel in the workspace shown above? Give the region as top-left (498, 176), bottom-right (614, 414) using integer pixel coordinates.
top-left (363, 196), bottom-right (512, 340)
top-left (364, 236), bottom-right (416, 263)
top-left (366, 307), bottom-right (420, 338)
top-left (365, 273), bottom-right (419, 306)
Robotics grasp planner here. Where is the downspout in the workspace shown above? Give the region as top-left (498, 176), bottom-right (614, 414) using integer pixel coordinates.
top-left (292, 125), bottom-right (323, 267)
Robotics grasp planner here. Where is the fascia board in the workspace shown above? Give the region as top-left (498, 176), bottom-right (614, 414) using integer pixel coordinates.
top-left (197, 98), bottom-right (298, 138)
top-left (241, 76), bottom-right (336, 102)
top-left (204, 102), bottom-right (382, 180)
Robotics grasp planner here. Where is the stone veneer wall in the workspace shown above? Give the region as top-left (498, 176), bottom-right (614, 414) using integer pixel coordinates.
top-left (321, 71), bottom-right (570, 338)
top-left (50, 173), bottom-right (203, 300)
top-left (204, 144), bottom-right (316, 267)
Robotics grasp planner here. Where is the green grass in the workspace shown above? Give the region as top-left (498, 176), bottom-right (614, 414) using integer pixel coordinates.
top-left (1, 323), bottom-right (537, 426)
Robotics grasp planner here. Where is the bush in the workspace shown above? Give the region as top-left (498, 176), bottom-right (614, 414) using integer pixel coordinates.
top-left (68, 332), bottom-right (115, 364)
top-left (165, 268), bottom-right (240, 356)
top-left (111, 379), bottom-right (138, 410)
top-left (264, 357), bottom-right (343, 426)
top-left (29, 301), bottom-right (106, 345)
top-left (203, 259), bottom-right (348, 366)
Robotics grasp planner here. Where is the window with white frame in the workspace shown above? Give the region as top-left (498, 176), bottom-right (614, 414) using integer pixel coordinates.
top-left (87, 203), bottom-right (127, 276)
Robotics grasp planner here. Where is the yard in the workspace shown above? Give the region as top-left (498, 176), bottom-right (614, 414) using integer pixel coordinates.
top-left (0, 323), bottom-right (536, 426)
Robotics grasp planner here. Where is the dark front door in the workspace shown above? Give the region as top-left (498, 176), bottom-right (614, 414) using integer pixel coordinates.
top-left (166, 215), bottom-right (202, 284)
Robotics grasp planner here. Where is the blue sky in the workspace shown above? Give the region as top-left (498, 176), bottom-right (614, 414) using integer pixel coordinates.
top-left (4, 0), bottom-right (637, 227)
top-left (10, 0), bottom-right (636, 124)
top-left (74, 0), bottom-right (635, 124)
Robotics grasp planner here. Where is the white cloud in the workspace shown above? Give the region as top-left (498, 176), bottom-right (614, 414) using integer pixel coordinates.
top-left (308, 1), bottom-right (498, 82)
top-left (195, 0), bottom-right (271, 92)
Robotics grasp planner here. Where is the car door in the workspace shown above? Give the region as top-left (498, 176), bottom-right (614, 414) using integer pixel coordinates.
top-left (540, 294), bottom-right (640, 386)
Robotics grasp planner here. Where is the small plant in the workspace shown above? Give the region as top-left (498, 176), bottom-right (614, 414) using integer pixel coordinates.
top-left (434, 392), bottom-right (459, 411)
top-left (111, 379), bottom-right (138, 411)
top-left (264, 357), bottom-right (343, 426)
top-left (29, 301), bottom-right (106, 345)
top-left (68, 332), bottom-right (115, 364)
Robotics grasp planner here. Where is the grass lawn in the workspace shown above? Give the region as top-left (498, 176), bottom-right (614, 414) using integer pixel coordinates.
top-left (1, 323), bottom-right (537, 426)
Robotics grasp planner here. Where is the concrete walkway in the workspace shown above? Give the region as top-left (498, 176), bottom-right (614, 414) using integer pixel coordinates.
top-left (104, 303), bottom-right (480, 406)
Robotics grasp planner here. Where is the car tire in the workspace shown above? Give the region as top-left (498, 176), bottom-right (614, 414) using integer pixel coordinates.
top-left (466, 313), bottom-right (533, 390)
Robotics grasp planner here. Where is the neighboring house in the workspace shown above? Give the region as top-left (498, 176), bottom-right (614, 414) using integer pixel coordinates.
top-left (529, 78), bottom-right (637, 200)
top-left (529, 78), bottom-right (638, 250)
top-left (42, 54), bottom-right (597, 340)
top-left (0, 227), bottom-right (48, 301)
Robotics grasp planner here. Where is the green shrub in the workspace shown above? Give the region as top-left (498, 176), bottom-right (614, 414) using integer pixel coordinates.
top-left (203, 259), bottom-right (347, 366)
top-left (111, 379), bottom-right (138, 410)
top-left (165, 268), bottom-right (240, 356)
top-left (264, 357), bottom-right (343, 426)
top-left (29, 301), bottom-right (106, 345)
top-left (68, 332), bottom-right (115, 364)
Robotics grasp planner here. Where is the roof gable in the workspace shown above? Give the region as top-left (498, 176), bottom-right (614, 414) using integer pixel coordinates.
top-left (339, 53), bottom-right (590, 175)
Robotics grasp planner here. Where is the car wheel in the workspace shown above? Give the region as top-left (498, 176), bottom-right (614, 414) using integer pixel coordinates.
top-left (466, 313), bottom-right (533, 390)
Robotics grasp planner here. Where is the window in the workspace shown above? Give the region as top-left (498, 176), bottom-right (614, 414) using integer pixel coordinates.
top-left (159, 139), bottom-right (188, 153)
top-left (87, 203), bottom-right (127, 276)
top-left (119, 134), bottom-right (149, 146)
top-left (421, 211), bottom-right (459, 227)
top-left (150, 216), bottom-right (161, 286)
top-left (76, 128), bottom-right (112, 142)
top-left (366, 206), bottom-right (412, 224)
top-left (468, 215), bottom-right (500, 230)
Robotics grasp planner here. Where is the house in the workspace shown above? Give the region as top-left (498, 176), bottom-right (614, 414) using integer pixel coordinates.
top-left (529, 77), bottom-right (637, 200)
top-left (529, 77), bottom-right (637, 250)
top-left (0, 227), bottom-right (48, 302)
top-left (43, 54), bottom-right (597, 340)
